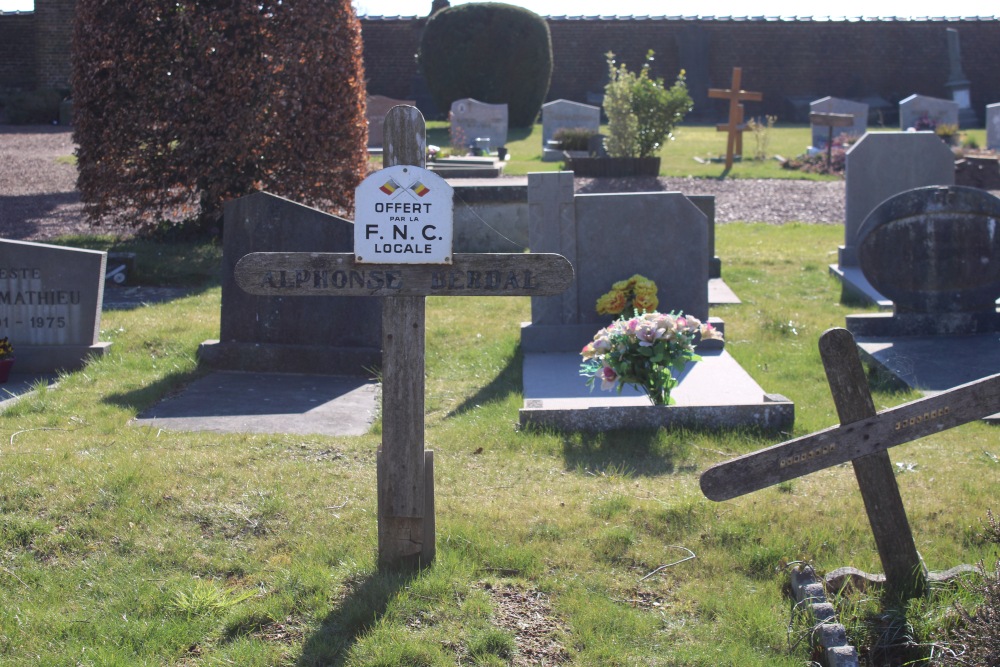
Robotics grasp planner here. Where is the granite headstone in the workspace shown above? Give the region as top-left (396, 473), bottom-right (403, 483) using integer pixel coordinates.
top-left (899, 94), bottom-right (960, 130)
top-left (0, 239), bottom-right (110, 372)
top-left (847, 185), bottom-right (1000, 337)
top-left (449, 98), bottom-right (508, 151)
top-left (541, 99), bottom-right (601, 162)
top-left (810, 96), bottom-right (868, 148)
top-left (840, 132), bottom-right (955, 267)
top-left (198, 192), bottom-right (380, 375)
top-left (987, 102), bottom-right (1000, 151)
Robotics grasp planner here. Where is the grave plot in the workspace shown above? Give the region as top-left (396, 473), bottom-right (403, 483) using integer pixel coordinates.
top-left (518, 171), bottom-right (792, 433)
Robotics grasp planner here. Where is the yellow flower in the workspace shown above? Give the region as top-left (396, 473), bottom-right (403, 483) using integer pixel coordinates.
top-left (596, 289), bottom-right (627, 315)
top-left (632, 292), bottom-right (658, 313)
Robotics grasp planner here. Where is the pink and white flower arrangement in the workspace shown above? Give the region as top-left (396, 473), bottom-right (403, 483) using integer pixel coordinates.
top-left (580, 311), bottom-right (722, 405)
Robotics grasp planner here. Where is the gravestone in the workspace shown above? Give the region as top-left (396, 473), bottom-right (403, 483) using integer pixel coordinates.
top-left (449, 98), bottom-right (508, 152)
top-left (846, 185), bottom-right (1000, 338)
top-left (367, 95), bottom-right (415, 148)
top-left (541, 99), bottom-right (601, 162)
top-left (898, 94), bottom-right (960, 130)
top-left (837, 132), bottom-right (955, 269)
top-left (197, 192), bottom-right (381, 376)
top-left (519, 171), bottom-right (793, 432)
top-left (809, 97), bottom-right (868, 148)
top-left (0, 239), bottom-right (110, 373)
top-left (944, 28), bottom-right (978, 128)
top-left (987, 102), bottom-right (1000, 151)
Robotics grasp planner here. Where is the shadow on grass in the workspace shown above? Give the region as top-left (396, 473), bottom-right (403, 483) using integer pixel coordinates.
top-left (559, 428), bottom-right (694, 478)
top-left (447, 345), bottom-right (524, 418)
top-left (297, 569), bottom-right (417, 666)
top-left (102, 368), bottom-right (206, 412)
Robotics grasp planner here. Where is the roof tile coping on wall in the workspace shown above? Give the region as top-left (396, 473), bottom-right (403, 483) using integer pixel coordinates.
top-left (360, 14), bottom-right (1000, 21)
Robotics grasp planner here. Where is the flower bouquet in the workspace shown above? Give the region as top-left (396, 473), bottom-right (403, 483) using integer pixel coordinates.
top-left (596, 274), bottom-right (659, 316)
top-left (580, 311), bottom-right (722, 406)
top-left (0, 337), bottom-right (13, 383)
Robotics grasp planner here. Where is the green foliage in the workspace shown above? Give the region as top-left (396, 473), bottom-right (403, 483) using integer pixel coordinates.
top-left (603, 51), bottom-right (692, 158)
top-left (552, 127), bottom-right (596, 151)
top-left (72, 0), bottom-right (368, 236)
top-left (419, 2), bottom-right (552, 127)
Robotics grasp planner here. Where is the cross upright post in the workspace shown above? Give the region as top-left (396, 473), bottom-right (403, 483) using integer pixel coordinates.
top-left (708, 67), bottom-right (763, 170)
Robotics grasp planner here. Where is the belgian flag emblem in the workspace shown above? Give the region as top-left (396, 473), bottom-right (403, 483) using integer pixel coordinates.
top-left (379, 178), bottom-right (401, 196)
top-left (411, 181), bottom-right (430, 197)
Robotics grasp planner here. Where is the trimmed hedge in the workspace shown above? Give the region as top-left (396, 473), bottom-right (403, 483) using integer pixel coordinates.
top-left (419, 2), bottom-right (552, 128)
top-left (72, 0), bottom-right (368, 235)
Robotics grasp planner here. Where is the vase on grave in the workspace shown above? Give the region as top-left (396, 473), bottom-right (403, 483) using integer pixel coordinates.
top-left (565, 156), bottom-right (661, 178)
top-left (0, 359), bottom-right (14, 383)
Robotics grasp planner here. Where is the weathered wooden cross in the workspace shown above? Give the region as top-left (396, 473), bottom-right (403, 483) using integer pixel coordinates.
top-left (700, 327), bottom-right (1000, 599)
top-left (708, 67), bottom-right (763, 170)
top-left (235, 106), bottom-right (574, 569)
top-left (810, 111), bottom-right (855, 171)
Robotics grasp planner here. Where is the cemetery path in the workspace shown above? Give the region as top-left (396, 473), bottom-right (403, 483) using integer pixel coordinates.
top-left (1, 127), bottom-right (850, 242)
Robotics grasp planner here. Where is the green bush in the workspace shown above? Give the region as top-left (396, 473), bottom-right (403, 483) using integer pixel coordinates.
top-left (419, 2), bottom-right (552, 127)
top-left (603, 51), bottom-right (692, 158)
top-left (553, 127), bottom-right (597, 151)
top-left (72, 0), bottom-right (368, 235)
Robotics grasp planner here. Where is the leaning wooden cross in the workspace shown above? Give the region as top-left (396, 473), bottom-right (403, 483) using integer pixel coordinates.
top-left (708, 67), bottom-right (762, 170)
top-left (235, 106), bottom-right (573, 570)
top-left (700, 327), bottom-right (1000, 599)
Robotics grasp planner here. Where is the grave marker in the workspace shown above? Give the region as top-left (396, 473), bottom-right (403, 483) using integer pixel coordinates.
top-left (701, 328), bottom-right (1000, 599)
top-left (449, 98), bottom-right (508, 152)
top-left (0, 239), bottom-right (111, 373)
top-left (898, 94), bottom-right (959, 131)
top-left (709, 67), bottom-right (762, 170)
top-left (235, 106), bottom-right (573, 569)
top-left (810, 111), bottom-right (854, 171)
top-left (809, 96), bottom-right (868, 149)
top-left (541, 99), bottom-right (601, 162)
top-left (987, 102), bottom-right (1000, 151)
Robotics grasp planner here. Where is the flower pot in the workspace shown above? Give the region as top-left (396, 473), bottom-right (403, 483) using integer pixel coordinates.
top-left (0, 358), bottom-right (13, 383)
top-left (565, 156), bottom-right (661, 178)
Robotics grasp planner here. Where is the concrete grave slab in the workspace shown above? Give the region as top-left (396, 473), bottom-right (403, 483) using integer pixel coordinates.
top-left (132, 371), bottom-right (378, 436)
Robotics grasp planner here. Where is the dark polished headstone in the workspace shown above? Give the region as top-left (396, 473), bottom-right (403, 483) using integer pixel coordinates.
top-left (847, 185), bottom-right (1000, 336)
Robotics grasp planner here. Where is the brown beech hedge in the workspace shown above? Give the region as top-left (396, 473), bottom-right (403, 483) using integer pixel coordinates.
top-left (72, 0), bottom-right (367, 235)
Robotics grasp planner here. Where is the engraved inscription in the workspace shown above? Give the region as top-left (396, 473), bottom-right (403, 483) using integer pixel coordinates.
top-left (779, 443), bottom-right (836, 468)
top-left (895, 406), bottom-right (949, 431)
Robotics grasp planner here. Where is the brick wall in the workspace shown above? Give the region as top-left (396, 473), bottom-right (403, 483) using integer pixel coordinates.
top-left (0, 12), bottom-right (37, 90)
top-left (361, 16), bottom-right (1000, 124)
top-left (4, 9), bottom-right (999, 124)
top-left (34, 0), bottom-right (75, 89)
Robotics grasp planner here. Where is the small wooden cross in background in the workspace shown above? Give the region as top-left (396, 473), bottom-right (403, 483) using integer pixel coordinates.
top-left (709, 67), bottom-right (763, 171)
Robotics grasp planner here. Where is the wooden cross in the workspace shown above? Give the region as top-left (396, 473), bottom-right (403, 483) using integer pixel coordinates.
top-left (234, 106), bottom-right (573, 570)
top-left (810, 111), bottom-right (855, 171)
top-left (708, 67), bottom-right (763, 171)
top-left (700, 327), bottom-right (1000, 599)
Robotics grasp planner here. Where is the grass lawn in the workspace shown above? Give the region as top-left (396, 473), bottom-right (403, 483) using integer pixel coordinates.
top-left (1, 222), bottom-right (997, 665)
top-left (426, 121), bottom-right (989, 180)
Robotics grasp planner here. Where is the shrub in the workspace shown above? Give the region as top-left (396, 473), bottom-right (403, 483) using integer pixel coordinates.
top-left (602, 51), bottom-right (692, 158)
top-left (553, 127), bottom-right (597, 151)
top-left (419, 2), bottom-right (552, 127)
top-left (72, 0), bottom-right (368, 236)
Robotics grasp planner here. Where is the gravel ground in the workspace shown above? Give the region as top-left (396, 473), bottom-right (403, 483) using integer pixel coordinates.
top-left (0, 126), bottom-right (845, 242)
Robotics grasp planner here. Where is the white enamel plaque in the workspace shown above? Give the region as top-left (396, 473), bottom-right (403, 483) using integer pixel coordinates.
top-left (354, 165), bottom-right (454, 264)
